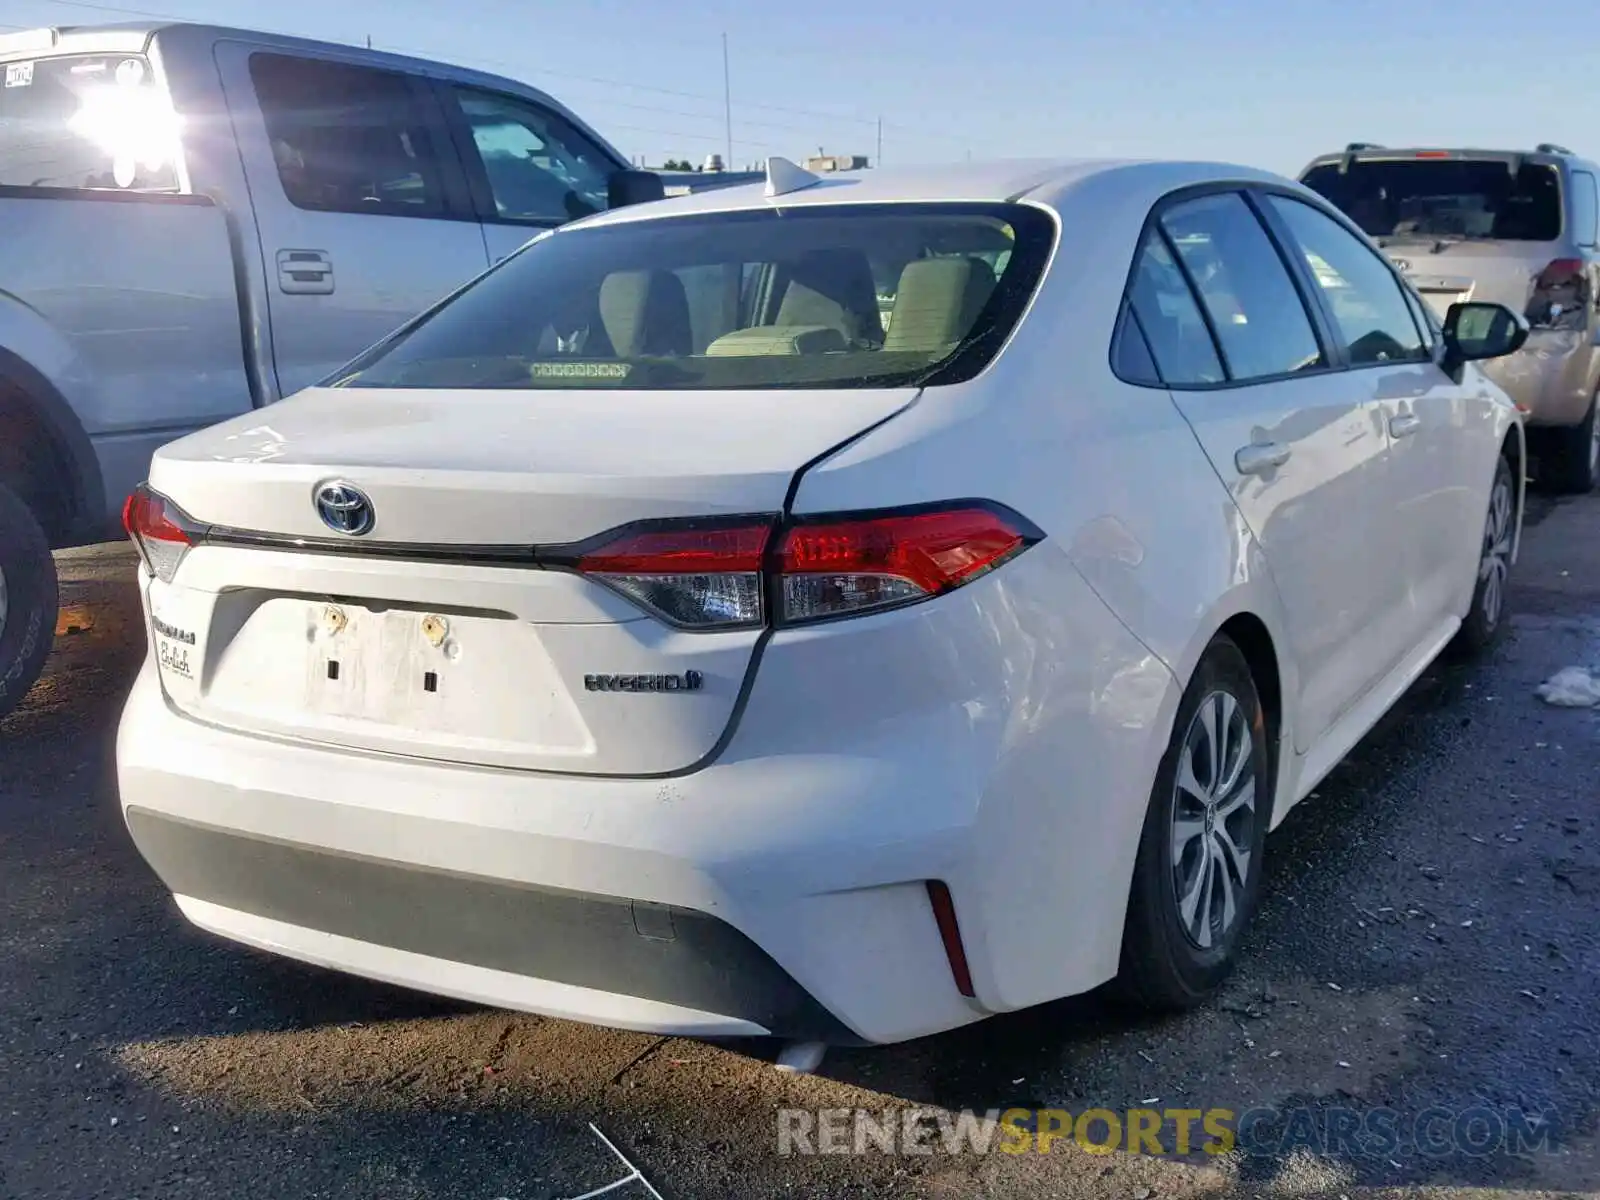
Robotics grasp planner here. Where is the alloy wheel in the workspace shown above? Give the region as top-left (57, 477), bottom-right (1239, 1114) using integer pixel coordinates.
top-left (1479, 471), bottom-right (1513, 629)
top-left (1170, 690), bottom-right (1257, 950)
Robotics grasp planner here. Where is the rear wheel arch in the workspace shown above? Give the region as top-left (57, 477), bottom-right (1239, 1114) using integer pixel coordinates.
top-left (1215, 612), bottom-right (1284, 823)
top-left (1504, 423), bottom-right (1527, 564)
top-left (0, 349), bottom-right (102, 548)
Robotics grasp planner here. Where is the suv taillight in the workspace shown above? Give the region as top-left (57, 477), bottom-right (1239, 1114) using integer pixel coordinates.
top-left (1526, 257), bottom-right (1590, 330)
top-left (123, 485), bottom-right (208, 583)
top-left (571, 502), bottom-right (1041, 630)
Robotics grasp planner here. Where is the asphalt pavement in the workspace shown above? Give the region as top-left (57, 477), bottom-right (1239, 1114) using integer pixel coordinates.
top-left (2, 506), bottom-right (1597, 1200)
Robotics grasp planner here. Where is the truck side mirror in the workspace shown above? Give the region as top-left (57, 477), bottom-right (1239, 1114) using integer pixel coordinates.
top-left (607, 170), bottom-right (665, 209)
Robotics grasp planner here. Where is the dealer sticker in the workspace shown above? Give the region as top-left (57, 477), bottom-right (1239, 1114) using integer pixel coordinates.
top-left (152, 614), bottom-right (197, 681)
top-left (5, 62), bottom-right (34, 88)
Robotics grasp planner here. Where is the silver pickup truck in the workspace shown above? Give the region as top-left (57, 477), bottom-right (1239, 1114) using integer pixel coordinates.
top-left (0, 21), bottom-right (663, 717)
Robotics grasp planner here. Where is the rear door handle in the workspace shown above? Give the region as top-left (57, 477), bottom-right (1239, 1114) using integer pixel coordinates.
top-left (276, 249), bottom-right (334, 295)
top-left (1235, 442), bottom-right (1291, 475)
top-left (1389, 413), bottom-right (1422, 438)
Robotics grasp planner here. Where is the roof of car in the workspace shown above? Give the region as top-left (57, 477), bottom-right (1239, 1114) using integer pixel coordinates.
top-left (573, 157), bottom-right (1291, 230)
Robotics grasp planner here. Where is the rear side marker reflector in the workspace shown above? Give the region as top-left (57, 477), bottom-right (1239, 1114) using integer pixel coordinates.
top-left (926, 880), bottom-right (976, 998)
top-left (569, 502), bottom-right (1042, 630)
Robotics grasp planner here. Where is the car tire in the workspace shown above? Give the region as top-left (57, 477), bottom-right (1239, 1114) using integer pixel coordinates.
top-left (0, 481), bottom-right (57, 722)
top-left (1453, 454), bottom-right (1515, 658)
top-left (1117, 634), bottom-right (1271, 1011)
top-left (1541, 392), bottom-right (1600, 494)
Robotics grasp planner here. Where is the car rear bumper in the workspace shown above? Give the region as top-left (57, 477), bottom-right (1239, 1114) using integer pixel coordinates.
top-left (116, 659), bottom-right (989, 1045)
top-left (116, 546), bottom-right (1178, 1045)
top-left (1478, 329), bottom-right (1599, 426)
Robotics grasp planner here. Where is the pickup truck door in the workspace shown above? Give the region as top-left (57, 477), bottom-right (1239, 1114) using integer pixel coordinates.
top-left (212, 42), bottom-right (491, 399)
top-left (428, 82), bottom-right (624, 268)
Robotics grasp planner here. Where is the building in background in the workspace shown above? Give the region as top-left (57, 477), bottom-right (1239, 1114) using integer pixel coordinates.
top-left (805, 151), bottom-right (870, 172)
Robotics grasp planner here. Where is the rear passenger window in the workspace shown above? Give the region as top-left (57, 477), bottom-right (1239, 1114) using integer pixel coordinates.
top-left (1160, 193), bottom-right (1325, 381)
top-left (1572, 171), bottom-right (1599, 249)
top-left (1266, 195), bottom-right (1429, 366)
top-left (250, 53), bottom-right (448, 217)
top-left (1125, 233), bottom-right (1224, 385)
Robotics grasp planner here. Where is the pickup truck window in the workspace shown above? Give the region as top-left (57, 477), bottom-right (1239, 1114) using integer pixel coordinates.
top-left (448, 86), bottom-right (613, 225)
top-left (249, 53), bottom-right (449, 217)
top-left (0, 53), bottom-right (179, 191)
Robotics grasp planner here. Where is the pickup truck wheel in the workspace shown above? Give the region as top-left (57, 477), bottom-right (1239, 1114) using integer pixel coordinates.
top-left (1541, 393), bottom-right (1600, 494)
top-left (0, 481), bottom-right (56, 721)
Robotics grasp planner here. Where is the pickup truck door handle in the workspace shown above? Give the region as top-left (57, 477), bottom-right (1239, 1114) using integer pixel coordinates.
top-left (276, 249), bottom-right (334, 295)
top-left (1235, 442), bottom-right (1291, 475)
top-left (1389, 413), bottom-right (1422, 438)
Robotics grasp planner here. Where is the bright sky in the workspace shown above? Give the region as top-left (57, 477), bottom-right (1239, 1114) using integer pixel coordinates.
top-left (5, 0), bottom-right (1591, 176)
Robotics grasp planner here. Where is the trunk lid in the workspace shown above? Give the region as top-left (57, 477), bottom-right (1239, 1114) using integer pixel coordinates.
top-left (142, 385), bottom-right (916, 774)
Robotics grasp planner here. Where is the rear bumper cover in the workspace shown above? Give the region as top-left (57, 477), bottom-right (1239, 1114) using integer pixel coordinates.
top-left (116, 659), bottom-right (993, 1045)
top-left (1478, 330), bottom-right (1599, 426)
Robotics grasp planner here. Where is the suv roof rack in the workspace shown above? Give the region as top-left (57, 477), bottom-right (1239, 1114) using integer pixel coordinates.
top-left (1535, 143), bottom-right (1574, 156)
top-left (1344, 142), bottom-right (1384, 152)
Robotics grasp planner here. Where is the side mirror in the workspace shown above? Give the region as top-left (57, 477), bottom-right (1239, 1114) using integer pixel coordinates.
top-left (607, 169), bottom-right (665, 210)
top-left (1442, 301), bottom-right (1529, 375)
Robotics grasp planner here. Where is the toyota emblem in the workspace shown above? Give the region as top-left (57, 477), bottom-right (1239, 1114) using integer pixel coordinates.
top-left (314, 480), bottom-right (375, 536)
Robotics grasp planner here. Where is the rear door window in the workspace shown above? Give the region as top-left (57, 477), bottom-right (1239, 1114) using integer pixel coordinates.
top-left (249, 53), bottom-right (450, 217)
top-left (1122, 233), bottom-right (1224, 386)
top-left (1302, 158), bottom-right (1563, 242)
top-left (0, 53), bottom-right (179, 190)
top-left (1159, 193), bottom-right (1326, 382)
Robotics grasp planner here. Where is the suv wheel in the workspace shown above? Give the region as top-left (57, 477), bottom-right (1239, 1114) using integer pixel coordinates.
top-left (1542, 391), bottom-right (1600, 494)
top-left (0, 481), bottom-right (57, 721)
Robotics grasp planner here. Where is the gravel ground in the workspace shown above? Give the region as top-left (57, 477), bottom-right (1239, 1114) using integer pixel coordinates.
top-left (1, 507), bottom-right (1597, 1200)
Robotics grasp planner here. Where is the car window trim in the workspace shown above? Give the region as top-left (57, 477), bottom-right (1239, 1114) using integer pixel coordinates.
top-left (1149, 220), bottom-right (1235, 383)
top-left (247, 51), bottom-right (476, 223)
top-left (1258, 189), bottom-right (1438, 374)
top-left (433, 79), bottom-right (626, 229)
top-left (1109, 179), bottom-right (1449, 393)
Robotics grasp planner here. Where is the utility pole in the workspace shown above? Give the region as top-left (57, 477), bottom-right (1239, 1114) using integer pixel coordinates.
top-left (365, 34), bottom-right (372, 48)
top-left (876, 117), bottom-right (882, 168)
top-left (721, 33), bottom-right (733, 171)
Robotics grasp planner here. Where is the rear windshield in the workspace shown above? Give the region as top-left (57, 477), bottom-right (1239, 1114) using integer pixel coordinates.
top-left (0, 53), bottom-right (179, 191)
top-left (331, 201), bottom-right (1056, 391)
top-left (1301, 158), bottom-right (1562, 242)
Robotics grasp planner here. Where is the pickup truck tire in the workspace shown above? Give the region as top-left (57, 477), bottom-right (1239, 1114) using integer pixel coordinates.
top-left (1540, 392), bottom-right (1600, 495)
top-left (0, 481), bottom-right (56, 722)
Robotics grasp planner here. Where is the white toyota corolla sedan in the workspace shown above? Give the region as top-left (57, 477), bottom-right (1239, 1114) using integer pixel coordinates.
top-left (118, 156), bottom-right (1528, 1047)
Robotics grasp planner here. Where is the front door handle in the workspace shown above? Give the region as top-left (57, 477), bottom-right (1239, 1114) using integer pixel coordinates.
top-left (1235, 442), bottom-right (1291, 475)
top-left (276, 249), bottom-right (334, 295)
top-left (1389, 413), bottom-right (1422, 438)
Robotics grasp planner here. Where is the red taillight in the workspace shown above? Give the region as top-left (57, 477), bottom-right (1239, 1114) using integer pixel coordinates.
top-left (1415, 150), bottom-right (1451, 159)
top-left (1528, 258), bottom-right (1589, 330)
top-left (123, 485), bottom-right (207, 583)
top-left (776, 504), bottom-right (1035, 624)
top-left (569, 503), bottom-right (1039, 630)
top-left (574, 520), bottom-right (773, 629)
